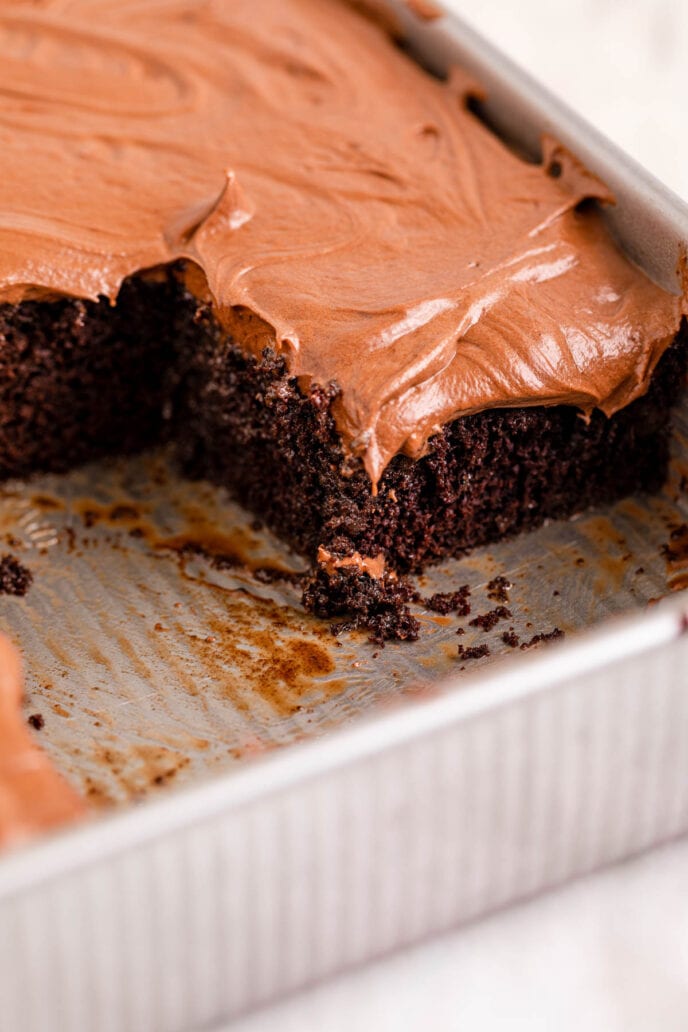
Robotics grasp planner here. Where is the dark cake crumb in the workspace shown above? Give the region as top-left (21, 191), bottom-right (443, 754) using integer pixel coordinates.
top-left (0, 275), bottom-right (686, 639)
top-left (176, 324), bottom-right (688, 585)
top-left (424, 586), bottom-right (471, 615)
top-left (468, 605), bottom-right (512, 631)
top-left (302, 563), bottom-right (419, 644)
top-left (486, 575), bottom-right (512, 603)
top-left (0, 554), bottom-right (33, 596)
top-left (207, 550), bottom-right (239, 571)
top-left (109, 504), bottom-right (139, 521)
top-left (27, 713), bottom-right (44, 731)
top-left (520, 628), bottom-right (565, 650)
top-left (501, 630), bottom-right (520, 648)
top-left (456, 626), bottom-right (465, 636)
top-left (457, 642), bottom-right (490, 661)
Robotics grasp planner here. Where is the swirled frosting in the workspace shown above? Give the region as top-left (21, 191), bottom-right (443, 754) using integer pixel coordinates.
top-left (1, 0), bottom-right (685, 486)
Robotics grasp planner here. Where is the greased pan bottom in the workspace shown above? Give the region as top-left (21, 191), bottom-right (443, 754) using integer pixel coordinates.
top-left (0, 388), bottom-right (686, 807)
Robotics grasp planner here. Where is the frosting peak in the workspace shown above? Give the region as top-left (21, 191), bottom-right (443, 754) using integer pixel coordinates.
top-left (1, 0), bottom-right (685, 485)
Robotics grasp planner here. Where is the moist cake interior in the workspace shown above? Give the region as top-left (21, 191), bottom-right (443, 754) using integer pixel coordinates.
top-left (1, 0), bottom-right (687, 640)
top-left (1, 262), bottom-right (685, 641)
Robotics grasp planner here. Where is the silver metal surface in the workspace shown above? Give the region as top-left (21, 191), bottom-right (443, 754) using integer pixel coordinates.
top-left (0, 3), bottom-right (687, 1029)
top-left (1, 427), bottom-right (687, 809)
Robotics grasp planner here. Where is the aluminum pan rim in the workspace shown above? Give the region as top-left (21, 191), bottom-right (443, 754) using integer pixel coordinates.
top-left (0, 589), bottom-right (685, 899)
top-left (0, 0), bottom-right (686, 899)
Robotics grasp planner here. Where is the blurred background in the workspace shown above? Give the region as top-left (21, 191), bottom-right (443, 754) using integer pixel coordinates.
top-left (447, 0), bottom-right (688, 200)
top-left (228, 2), bottom-right (688, 1029)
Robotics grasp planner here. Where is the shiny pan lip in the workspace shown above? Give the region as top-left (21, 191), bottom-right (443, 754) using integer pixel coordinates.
top-left (1, 2), bottom-right (688, 1025)
top-left (0, 589), bottom-right (686, 898)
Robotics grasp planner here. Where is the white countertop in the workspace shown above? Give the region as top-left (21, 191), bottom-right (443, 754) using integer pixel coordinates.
top-left (229, 3), bottom-right (688, 1028)
top-left (232, 837), bottom-right (688, 1031)
top-left (444, 0), bottom-right (688, 202)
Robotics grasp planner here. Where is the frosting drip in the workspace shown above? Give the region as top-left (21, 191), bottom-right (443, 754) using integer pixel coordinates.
top-left (0, 0), bottom-right (685, 485)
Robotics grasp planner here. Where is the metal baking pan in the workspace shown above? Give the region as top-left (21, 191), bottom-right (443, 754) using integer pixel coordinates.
top-left (1, 2), bottom-right (688, 1028)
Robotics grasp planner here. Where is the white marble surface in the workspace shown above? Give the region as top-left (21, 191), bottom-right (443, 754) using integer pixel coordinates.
top-left (232, 838), bottom-right (688, 1031)
top-left (226, 3), bottom-right (688, 1029)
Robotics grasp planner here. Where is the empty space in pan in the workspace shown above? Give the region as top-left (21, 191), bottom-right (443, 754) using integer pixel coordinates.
top-left (0, 389), bottom-right (686, 808)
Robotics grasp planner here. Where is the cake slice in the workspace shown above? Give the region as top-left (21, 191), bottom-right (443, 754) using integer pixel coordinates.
top-left (0, 0), bottom-right (685, 639)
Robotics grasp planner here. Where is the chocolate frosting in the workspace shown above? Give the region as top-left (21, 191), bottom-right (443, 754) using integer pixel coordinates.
top-left (1, 0), bottom-right (685, 486)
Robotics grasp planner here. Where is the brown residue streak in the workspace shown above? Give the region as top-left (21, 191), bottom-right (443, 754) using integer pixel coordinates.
top-left (81, 775), bottom-right (112, 808)
top-left (424, 614), bottom-right (454, 627)
top-left (73, 498), bottom-right (148, 530)
top-left (112, 631), bottom-right (152, 680)
top-left (158, 530), bottom-right (245, 565)
top-left (576, 515), bottom-right (637, 593)
top-left (88, 743), bottom-right (191, 805)
top-left (168, 500), bottom-right (248, 547)
top-left (158, 503), bottom-right (299, 578)
top-left (74, 494), bottom-right (297, 578)
top-left (90, 547), bottom-right (343, 719)
top-left (30, 494), bottom-right (63, 512)
top-left (40, 633), bottom-right (75, 673)
top-left (616, 497), bottom-right (663, 528)
top-left (662, 523), bottom-right (688, 592)
top-left (186, 607), bottom-right (337, 718)
top-left (108, 504), bottom-right (140, 522)
top-left (578, 515), bottom-right (628, 550)
top-left (83, 639), bottom-right (110, 669)
top-left (51, 702), bottom-right (72, 719)
top-left (253, 634), bottom-right (334, 715)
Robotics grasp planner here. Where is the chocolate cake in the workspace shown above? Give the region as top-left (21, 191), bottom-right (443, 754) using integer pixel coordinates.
top-left (1, 0), bottom-right (687, 639)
